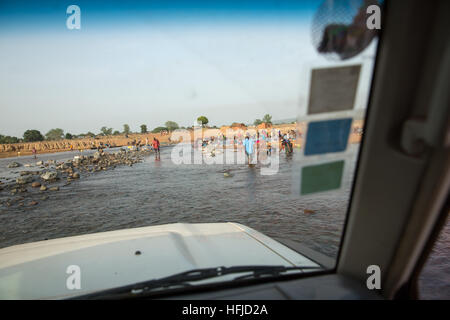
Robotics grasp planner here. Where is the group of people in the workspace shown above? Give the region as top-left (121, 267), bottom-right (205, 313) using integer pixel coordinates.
top-left (142, 137), bottom-right (161, 159)
top-left (196, 129), bottom-right (296, 165)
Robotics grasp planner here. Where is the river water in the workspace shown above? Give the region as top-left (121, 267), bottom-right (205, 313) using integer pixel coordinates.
top-left (0, 145), bottom-right (447, 299)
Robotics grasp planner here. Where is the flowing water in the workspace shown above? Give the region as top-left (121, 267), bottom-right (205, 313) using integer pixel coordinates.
top-left (0, 145), bottom-right (447, 299)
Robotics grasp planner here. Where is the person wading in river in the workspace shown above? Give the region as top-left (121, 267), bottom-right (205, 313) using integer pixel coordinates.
top-left (243, 135), bottom-right (255, 166)
top-left (152, 137), bottom-right (160, 160)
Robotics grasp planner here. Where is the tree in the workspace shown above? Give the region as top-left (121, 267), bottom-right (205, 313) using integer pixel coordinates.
top-left (23, 130), bottom-right (44, 142)
top-left (165, 121), bottom-right (179, 131)
top-left (254, 119), bottom-right (262, 126)
top-left (113, 130), bottom-right (121, 135)
top-left (45, 128), bottom-right (64, 141)
top-left (140, 124), bottom-right (148, 133)
top-left (65, 133), bottom-right (73, 139)
top-left (100, 127), bottom-right (113, 136)
top-left (0, 134), bottom-right (21, 144)
top-left (197, 116), bottom-right (209, 127)
top-left (85, 132), bottom-right (95, 138)
top-left (151, 127), bottom-right (168, 133)
top-left (123, 124), bottom-right (130, 135)
top-left (262, 114), bottom-right (272, 124)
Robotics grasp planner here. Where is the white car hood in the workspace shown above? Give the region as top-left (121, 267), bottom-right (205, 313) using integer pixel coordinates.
top-left (0, 222), bottom-right (319, 299)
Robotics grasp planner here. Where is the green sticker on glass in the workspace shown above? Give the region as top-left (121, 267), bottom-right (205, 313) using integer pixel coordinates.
top-left (301, 160), bottom-right (344, 195)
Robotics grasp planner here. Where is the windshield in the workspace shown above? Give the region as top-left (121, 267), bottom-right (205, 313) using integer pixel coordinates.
top-left (0, 0), bottom-right (382, 298)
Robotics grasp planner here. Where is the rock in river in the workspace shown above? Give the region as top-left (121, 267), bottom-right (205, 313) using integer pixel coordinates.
top-left (16, 176), bottom-right (33, 184)
top-left (40, 171), bottom-right (58, 181)
top-left (7, 162), bottom-right (21, 168)
top-left (40, 185), bottom-right (47, 191)
top-left (31, 182), bottom-right (41, 188)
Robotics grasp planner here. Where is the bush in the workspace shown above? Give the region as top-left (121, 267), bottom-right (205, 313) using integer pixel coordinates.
top-left (0, 134), bottom-right (21, 144)
top-left (254, 119), bottom-right (262, 126)
top-left (151, 127), bottom-right (168, 133)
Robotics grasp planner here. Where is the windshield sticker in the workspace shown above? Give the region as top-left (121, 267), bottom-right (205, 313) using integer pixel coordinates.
top-left (304, 118), bottom-right (352, 156)
top-left (300, 160), bottom-right (345, 195)
top-left (307, 65), bottom-right (361, 115)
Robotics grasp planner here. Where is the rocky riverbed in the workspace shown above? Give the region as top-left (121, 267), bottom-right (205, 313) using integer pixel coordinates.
top-left (0, 148), bottom-right (152, 209)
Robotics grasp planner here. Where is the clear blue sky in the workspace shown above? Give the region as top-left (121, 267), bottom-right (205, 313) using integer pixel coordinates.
top-left (0, 0), bottom-right (374, 137)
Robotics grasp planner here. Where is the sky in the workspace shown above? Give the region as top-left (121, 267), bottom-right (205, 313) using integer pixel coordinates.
top-left (0, 0), bottom-right (376, 137)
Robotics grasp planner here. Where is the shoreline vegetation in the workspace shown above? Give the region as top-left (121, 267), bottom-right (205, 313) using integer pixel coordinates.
top-left (0, 121), bottom-right (363, 159)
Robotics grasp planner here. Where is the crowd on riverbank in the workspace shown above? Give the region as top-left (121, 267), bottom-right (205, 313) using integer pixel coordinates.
top-left (0, 122), bottom-right (364, 160)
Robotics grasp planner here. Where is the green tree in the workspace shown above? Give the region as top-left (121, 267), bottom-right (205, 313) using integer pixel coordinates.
top-left (123, 124), bottom-right (131, 135)
top-left (254, 119), bottom-right (262, 126)
top-left (262, 114), bottom-right (272, 124)
top-left (0, 134), bottom-right (21, 144)
top-left (45, 128), bottom-right (64, 141)
top-left (100, 127), bottom-right (113, 136)
top-left (23, 130), bottom-right (44, 142)
top-left (113, 130), bottom-right (121, 135)
top-left (140, 124), bottom-right (148, 133)
top-left (197, 116), bottom-right (209, 127)
top-left (151, 127), bottom-right (168, 133)
top-left (165, 121), bottom-right (179, 131)
top-left (65, 133), bottom-right (73, 139)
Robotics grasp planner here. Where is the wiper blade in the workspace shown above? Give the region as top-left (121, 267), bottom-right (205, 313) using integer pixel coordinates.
top-left (75, 265), bottom-right (322, 299)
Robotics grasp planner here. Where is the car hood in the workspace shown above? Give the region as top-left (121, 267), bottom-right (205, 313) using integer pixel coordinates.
top-left (0, 222), bottom-right (319, 299)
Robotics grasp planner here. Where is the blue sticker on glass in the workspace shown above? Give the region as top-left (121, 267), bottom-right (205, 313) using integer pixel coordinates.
top-left (304, 118), bottom-right (352, 156)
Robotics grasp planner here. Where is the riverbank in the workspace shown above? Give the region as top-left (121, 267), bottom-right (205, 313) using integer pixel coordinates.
top-left (0, 121), bottom-right (364, 159)
top-left (0, 132), bottom-right (174, 159)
